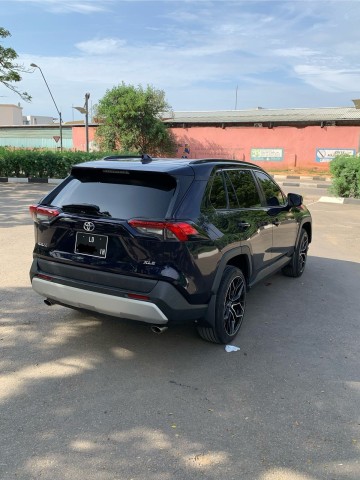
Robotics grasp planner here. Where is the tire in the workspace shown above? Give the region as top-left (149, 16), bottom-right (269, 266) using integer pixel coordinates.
top-left (197, 266), bottom-right (246, 344)
top-left (282, 228), bottom-right (309, 278)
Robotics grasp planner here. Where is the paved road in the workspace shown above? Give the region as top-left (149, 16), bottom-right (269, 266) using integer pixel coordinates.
top-left (1, 184), bottom-right (359, 480)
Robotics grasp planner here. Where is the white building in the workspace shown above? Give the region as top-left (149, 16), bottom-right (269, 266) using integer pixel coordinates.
top-left (0, 104), bottom-right (23, 125)
top-left (0, 104), bottom-right (54, 126)
top-left (23, 115), bottom-right (55, 125)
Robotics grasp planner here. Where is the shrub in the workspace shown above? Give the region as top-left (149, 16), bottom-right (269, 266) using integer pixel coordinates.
top-left (330, 154), bottom-right (360, 199)
top-left (0, 148), bottom-right (135, 178)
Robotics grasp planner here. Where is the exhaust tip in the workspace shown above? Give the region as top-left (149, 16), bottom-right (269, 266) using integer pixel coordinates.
top-left (151, 326), bottom-right (168, 334)
top-left (44, 298), bottom-right (54, 306)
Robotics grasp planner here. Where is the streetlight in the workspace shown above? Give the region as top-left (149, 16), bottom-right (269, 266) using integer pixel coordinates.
top-left (30, 63), bottom-right (63, 152)
top-left (73, 93), bottom-right (90, 152)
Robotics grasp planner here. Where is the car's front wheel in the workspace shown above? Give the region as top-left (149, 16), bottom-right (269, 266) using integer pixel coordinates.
top-left (197, 266), bottom-right (246, 344)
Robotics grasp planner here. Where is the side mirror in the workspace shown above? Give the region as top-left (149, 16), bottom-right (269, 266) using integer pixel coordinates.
top-left (287, 193), bottom-right (303, 207)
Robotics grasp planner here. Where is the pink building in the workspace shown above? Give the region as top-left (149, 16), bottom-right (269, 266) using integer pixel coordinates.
top-left (72, 124), bottom-right (98, 152)
top-left (72, 107), bottom-right (360, 171)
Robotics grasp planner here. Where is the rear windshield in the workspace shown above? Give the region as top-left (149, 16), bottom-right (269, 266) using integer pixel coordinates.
top-left (46, 169), bottom-right (177, 219)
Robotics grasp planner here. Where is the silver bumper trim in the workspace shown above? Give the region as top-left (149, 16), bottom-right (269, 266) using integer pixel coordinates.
top-left (32, 278), bottom-right (168, 324)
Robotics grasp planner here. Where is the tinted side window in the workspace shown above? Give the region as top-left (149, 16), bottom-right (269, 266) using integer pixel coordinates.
top-left (209, 171), bottom-right (227, 209)
top-left (224, 172), bottom-right (239, 209)
top-left (254, 172), bottom-right (286, 206)
top-left (226, 170), bottom-right (262, 208)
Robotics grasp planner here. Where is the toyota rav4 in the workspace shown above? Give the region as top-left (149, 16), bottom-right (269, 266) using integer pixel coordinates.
top-left (29, 156), bottom-right (312, 344)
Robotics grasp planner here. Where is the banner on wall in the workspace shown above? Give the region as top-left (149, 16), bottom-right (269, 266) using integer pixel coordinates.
top-left (315, 149), bottom-right (356, 163)
top-left (251, 148), bottom-right (284, 162)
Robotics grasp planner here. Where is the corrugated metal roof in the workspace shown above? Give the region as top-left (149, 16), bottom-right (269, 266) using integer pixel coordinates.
top-left (164, 107), bottom-right (360, 124)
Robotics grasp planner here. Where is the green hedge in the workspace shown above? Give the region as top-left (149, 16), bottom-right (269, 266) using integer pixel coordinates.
top-left (330, 154), bottom-right (360, 199)
top-left (0, 148), bottom-right (134, 179)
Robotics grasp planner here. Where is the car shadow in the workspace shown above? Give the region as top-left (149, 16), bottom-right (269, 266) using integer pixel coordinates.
top-left (1, 255), bottom-right (359, 480)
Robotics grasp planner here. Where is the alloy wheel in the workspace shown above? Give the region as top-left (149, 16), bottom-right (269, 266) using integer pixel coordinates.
top-left (298, 233), bottom-right (309, 273)
top-left (223, 275), bottom-right (246, 336)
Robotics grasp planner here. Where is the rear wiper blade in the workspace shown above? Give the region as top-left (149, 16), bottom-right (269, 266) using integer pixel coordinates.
top-left (61, 203), bottom-right (111, 217)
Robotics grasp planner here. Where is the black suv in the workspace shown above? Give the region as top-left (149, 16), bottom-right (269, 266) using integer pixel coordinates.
top-left (29, 156), bottom-right (311, 344)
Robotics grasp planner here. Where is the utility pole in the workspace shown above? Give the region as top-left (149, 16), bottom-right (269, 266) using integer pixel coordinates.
top-left (85, 93), bottom-right (90, 152)
top-left (31, 63), bottom-right (63, 151)
top-left (73, 93), bottom-right (91, 152)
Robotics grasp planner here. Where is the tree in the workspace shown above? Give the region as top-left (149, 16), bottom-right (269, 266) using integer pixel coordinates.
top-left (95, 82), bottom-right (177, 156)
top-left (0, 27), bottom-right (31, 102)
top-left (330, 154), bottom-right (360, 199)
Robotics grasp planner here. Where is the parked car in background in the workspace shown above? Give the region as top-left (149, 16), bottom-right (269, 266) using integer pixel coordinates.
top-left (29, 156), bottom-right (312, 344)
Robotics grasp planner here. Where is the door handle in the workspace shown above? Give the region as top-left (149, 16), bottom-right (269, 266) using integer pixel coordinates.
top-left (272, 219), bottom-right (280, 226)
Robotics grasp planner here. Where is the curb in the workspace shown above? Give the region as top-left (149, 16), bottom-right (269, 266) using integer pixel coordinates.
top-left (318, 196), bottom-right (360, 205)
top-left (272, 174), bottom-right (332, 182)
top-left (277, 181), bottom-right (331, 189)
top-left (272, 174), bottom-right (332, 189)
top-left (0, 177), bottom-right (61, 184)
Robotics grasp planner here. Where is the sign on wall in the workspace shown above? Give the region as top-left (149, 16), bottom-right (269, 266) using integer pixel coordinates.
top-left (251, 148), bottom-right (284, 162)
top-left (315, 149), bottom-right (356, 163)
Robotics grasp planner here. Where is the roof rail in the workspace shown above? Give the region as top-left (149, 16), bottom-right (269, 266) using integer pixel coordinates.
top-left (103, 155), bottom-right (142, 161)
top-left (189, 158), bottom-right (243, 164)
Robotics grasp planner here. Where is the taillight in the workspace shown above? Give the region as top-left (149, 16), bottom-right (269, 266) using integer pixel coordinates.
top-left (35, 274), bottom-right (53, 281)
top-left (29, 205), bottom-right (60, 223)
top-left (128, 220), bottom-right (199, 241)
top-left (127, 293), bottom-right (150, 301)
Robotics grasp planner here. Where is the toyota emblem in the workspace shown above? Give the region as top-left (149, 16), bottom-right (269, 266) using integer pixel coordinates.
top-left (83, 221), bottom-right (95, 232)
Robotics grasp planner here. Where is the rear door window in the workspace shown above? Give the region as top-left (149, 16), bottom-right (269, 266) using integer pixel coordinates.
top-left (208, 169), bottom-right (262, 210)
top-left (46, 169), bottom-right (177, 219)
top-left (225, 170), bottom-right (262, 208)
top-left (223, 172), bottom-right (239, 209)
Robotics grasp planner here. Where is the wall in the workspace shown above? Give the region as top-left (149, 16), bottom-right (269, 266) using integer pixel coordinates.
top-left (0, 126), bottom-right (73, 149)
top-left (173, 125), bottom-right (360, 170)
top-left (72, 125), bottom-right (98, 151)
top-left (71, 123), bottom-right (360, 170)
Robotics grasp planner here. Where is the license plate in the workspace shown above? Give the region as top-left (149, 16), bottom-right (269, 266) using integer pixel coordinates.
top-left (75, 232), bottom-right (108, 258)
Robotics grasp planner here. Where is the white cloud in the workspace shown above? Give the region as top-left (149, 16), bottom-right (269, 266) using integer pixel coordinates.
top-left (13, 0), bottom-right (111, 14)
top-left (163, 9), bottom-right (199, 22)
top-left (9, 0), bottom-right (360, 119)
top-left (274, 47), bottom-right (321, 58)
top-left (75, 38), bottom-right (127, 55)
top-left (294, 65), bottom-right (360, 92)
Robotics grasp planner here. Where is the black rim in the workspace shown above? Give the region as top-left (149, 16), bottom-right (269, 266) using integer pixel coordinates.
top-left (223, 275), bottom-right (246, 336)
top-left (298, 233), bottom-right (309, 273)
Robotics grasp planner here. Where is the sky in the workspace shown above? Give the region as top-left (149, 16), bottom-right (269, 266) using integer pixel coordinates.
top-left (1, 0), bottom-right (360, 122)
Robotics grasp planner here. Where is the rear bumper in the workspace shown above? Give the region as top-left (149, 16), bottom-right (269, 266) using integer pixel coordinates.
top-left (32, 277), bottom-right (168, 324)
top-left (30, 258), bottom-right (208, 325)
